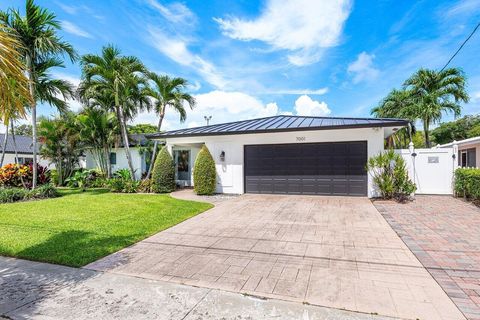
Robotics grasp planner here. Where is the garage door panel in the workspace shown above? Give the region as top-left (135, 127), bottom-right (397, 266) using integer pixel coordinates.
top-left (245, 142), bottom-right (367, 196)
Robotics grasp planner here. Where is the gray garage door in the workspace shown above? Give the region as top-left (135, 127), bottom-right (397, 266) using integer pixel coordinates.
top-left (244, 141), bottom-right (367, 196)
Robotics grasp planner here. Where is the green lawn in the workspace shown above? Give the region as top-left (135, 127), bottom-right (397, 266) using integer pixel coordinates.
top-left (0, 189), bottom-right (212, 267)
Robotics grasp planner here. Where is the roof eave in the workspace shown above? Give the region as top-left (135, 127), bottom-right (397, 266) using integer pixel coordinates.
top-left (147, 121), bottom-right (409, 140)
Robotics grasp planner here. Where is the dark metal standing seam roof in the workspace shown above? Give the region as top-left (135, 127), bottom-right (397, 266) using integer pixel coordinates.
top-left (0, 134), bottom-right (37, 154)
top-left (147, 115), bottom-right (410, 139)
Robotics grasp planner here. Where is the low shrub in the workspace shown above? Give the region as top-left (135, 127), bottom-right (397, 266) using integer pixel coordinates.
top-left (454, 168), bottom-right (480, 201)
top-left (0, 183), bottom-right (59, 203)
top-left (151, 147), bottom-right (175, 193)
top-left (193, 145), bottom-right (216, 195)
top-left (107, 178), bottom-right (139, 193)
top-left (366, 149), bottom-right (416, 201)
top-left (137, 179), bottom-right (152, 193)
top-left (0, 163), bottom-right (50, 188)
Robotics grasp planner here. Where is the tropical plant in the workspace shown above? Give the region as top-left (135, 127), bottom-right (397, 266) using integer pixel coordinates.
top-left (193, 145), bottom-right (216, 195)
top-left (145, 73), bottom-right (195, 179)
top-left (0, 26), bottom-right (31, 124)
top-left (38, 114), bottom-right (82, 185)
top-left (0, 163), bottom-right (50, 188)
top-left (65, 170), bottom-right (91, 191)
top-left (403, 68), bottom-right (469, 147)
top-left (1, 0), bottom-right (78, 188)
top-left (79, 45), bottom-right (150, 180)
top-left (0, 183), bottom-right (57, 203)
top-left (137, 178), bottom-right (152, 193)
top-left (77, 107), bottom-right (118, 177)
top-left (366, 149), bottom-right (416, 201)
top-left (151, 146), bottom-right (175, 193)
top-left (113, 168), bottom-right (132, 180)
top-left (371, 89), bottom-right (415, 148)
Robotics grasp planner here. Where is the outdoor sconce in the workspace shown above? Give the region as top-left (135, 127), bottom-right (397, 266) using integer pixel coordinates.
top-left (220, 151), bottom-right (225, 162)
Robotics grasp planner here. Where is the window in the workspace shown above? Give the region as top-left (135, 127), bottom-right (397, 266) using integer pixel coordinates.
top-left (110, 152), bottom-right (117, 165)
top-left (17, 157), bottom-right (33, 165)
top-left (459, 148), bottom-right (476, 167)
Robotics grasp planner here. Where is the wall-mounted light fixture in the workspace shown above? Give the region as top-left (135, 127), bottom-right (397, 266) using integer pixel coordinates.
top-left (220, 151), bottom-right (225, 162)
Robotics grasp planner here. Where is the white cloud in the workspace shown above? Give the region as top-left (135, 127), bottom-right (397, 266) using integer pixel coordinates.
top-left (61, 21), bottom-right (93, 39)
top-left (294, 95), bottom-right (331, 116)
top-left (134, 90), bottom-right (279, 129)
top-left (347, 52), bottom-right (380, 84)
top-left (52, 72), bottom-right (82, 112)
top-left (147, 27), bottom-right (226, 89)
top-left (444, 0), bottom-right (480, 18)
top-left (215, 0), bottom-right (352, 66)
top-left (263, 87), bottom-right (329, 95)
top-left (146, 0), bottom-right (196, 25)
top-left (472, 91), bottom-right (480, 103)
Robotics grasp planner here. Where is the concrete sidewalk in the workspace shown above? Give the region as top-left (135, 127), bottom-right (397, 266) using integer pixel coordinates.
top-left (0, 257), bottom-right (392, 320)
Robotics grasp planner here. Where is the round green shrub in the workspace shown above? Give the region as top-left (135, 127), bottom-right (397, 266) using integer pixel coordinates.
top-left (193, 145), bottom-right (216, 195)
top-left (151, 147), bottom-right (175, 193)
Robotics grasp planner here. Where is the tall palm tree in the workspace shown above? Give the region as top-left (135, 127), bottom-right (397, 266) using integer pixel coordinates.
top-left (1, 0), bottom-right (77, 188)
top-left (404, 68), bottom-right (469, 147)
top-left (79, 45), bottom-right (150, 179)
top-left (145, 73), bottom-right (195, 178)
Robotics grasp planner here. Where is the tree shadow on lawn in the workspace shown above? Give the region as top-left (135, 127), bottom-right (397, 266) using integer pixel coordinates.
top-left (0, 230), bottom-right (143, 317)
top-left (16, 230), bottom-right (141, 267)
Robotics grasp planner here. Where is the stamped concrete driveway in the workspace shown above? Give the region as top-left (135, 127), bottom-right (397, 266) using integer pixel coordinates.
top-left (87, 192), bottom-right (464, 320)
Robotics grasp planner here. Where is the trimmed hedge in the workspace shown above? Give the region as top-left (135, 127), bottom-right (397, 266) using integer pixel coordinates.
top-left (193, 145), bottom-right (216, 195)
top-left (454, 168), bottom-right (480, 200)
top-left (151, 147), bottom-right (175, 193)
top-left (0, 184), bottom-right (59, 203)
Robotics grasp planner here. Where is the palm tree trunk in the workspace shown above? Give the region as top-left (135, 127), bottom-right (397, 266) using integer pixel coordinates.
top-left (423, 119), bottom-right (431, 148)
top-left (105, 146), bottom-right (112, 178)
top-left (26, 54), bottom-right (37, 189)
top-left (146, 111), bottom-right (165, 179)
top-left (0, 124), bottom-right (9, 167)
top-left (117, 106), bottom-right (136, 180)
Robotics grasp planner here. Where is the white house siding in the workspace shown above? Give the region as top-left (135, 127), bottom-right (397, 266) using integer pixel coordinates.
top-left (165, 127), bottom-right (386, 197)
top-left (85, 147), bottom-right (144, 180)
top-left (1, 153), bottom-right (52, 168)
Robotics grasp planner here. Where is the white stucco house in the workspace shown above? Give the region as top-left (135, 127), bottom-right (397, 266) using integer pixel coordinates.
top-left (439, 136), bottom-right (480, 168)
top-left (84, 134), bottom-right (151, 180)
top-left (0, 134), bottom-right (51, 168)
top-left (148, 115), bottom-right (409, 197)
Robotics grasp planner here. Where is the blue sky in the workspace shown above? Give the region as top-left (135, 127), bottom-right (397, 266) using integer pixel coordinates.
top-left (2, 0), bottom-right (480, 130)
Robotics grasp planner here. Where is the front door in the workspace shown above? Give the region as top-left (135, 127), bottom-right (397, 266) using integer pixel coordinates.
top-left (174, 150), bottom-right (191, 183)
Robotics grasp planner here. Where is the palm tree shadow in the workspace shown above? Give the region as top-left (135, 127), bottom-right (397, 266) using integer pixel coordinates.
top-left (0, 230), bottom-right (141, 318)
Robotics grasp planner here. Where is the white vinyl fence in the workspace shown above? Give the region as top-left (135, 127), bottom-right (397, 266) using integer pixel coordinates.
top-left (396, 143), bottom-right (457, 195)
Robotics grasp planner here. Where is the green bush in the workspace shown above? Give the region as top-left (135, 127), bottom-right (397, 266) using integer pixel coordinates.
top-left (137, 179), bottom-right (152, 193)
top-left (193, 145), bottom-right (216, 195)
top-left (366, 149), bottom-right (416, 201)
top-left (0, 184), bottom-right (59, 203)
top-left (454, 168), bottom-right (480, 200)
top-left (107, 178), bottom-right (139, 193)
top-left (151, 147), bottom-right (175, 193)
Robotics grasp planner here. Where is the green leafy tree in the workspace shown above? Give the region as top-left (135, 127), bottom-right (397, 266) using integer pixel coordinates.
top-left (10, 124), bottom-right (33, 136)
top-left (79, 45), bottom-right (150, 180)
top-left (128, 123), bottom-right (157, 134)
top-left (431, 115), bottom-right (480, 145)
top-left (193, 145), bottom-right (216, 195)
top-left (145, 73), bottom-right (195, 179)
top-left (151, 146), bottom-right (175, 193)
top-left (1, 0), bottom-right (78, 188)
top-left (404, 68), bottom-right (469, 147)
top-left (77, 108), bottom-right (118, 177)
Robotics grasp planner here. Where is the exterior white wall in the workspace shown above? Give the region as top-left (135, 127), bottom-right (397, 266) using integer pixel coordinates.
top-left (85, 147), bottom-right (144, 180)
top-left (397, 147), bottom-right (457, 195)
top-left (1, 153), bottom-right (52, 168)
top-left (164, 127), bottom-right (386, 197)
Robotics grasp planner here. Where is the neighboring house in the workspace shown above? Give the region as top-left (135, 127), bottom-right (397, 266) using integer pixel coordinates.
top-left (439, 136), bottom-right (480, 168)
top-left (0, 133), bottom-right (51, 168)
top-left (85, 134), bottom-right (151, 180)
top-left (148, 115), bottom-right (409, 197)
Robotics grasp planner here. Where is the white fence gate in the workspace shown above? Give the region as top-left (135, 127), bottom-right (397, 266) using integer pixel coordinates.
top-left (396, 144), bottom-right (457, 195)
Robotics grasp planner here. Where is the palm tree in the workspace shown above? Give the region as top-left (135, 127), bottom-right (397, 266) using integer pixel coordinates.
top-left (79, 45), bottom-right (150, 179)
top-left (0, 27), bottom-right (31, 123)
top-left (371, 89), bottom-right (416, 148)
top-left (1, 0), bottom-right (77, 188)
top-left (145, 73), bottom-right (195, 179)
top-left (77, 107), bottom-right (118, 177)
top-left (404, 68), bottom-right (469, 147)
